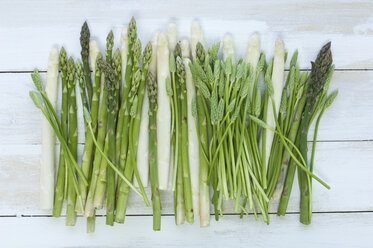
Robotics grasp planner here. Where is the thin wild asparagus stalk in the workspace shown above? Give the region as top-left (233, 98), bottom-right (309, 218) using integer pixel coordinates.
top-left (80, 21), bottom-right (92, 105)
top-left (53, 47), bottom-right (67, 216)
top-left (147, 72), bottom-right (161, 230)
top-left (66, 57), bottom-right (78, 226)
top-left (274, 71), bottom-right (308, 203)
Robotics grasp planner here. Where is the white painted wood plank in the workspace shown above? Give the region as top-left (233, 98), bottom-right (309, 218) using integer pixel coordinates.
top-left (2, 71), bottom-right (371, 147)
top-left (1, 141), bottom-right (372, 215)
top-left (1, 0), bottom-right (373, 70)
top-left (1, 213), bottom-right (373, 247)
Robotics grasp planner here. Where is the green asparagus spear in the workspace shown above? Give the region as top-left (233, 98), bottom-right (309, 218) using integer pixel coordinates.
top-left (66, 57), bottom-right (78, 226)
top-left (80, 21), bottom-right (92, 105)
top-left (53, 47), bottom-right (68, 217)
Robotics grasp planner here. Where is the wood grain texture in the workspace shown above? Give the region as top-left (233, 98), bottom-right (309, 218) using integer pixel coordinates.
top-left (0, 0), bottom-right (373, 71)
top-left (2, 213), bottom-right (373, 247)
top-left (1, 141), bottom-right (372, 215)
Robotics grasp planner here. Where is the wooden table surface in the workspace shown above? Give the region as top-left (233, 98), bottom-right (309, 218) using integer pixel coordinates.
top-left (1, 0), bottom-right (373, 247)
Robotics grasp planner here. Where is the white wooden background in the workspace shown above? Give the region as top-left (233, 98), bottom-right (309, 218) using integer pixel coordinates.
top-left (1, 0), bottom-right (373, 247)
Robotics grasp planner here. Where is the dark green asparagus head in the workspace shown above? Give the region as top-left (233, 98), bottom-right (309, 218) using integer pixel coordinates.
top-left (113, 48), bottom-right (122, 78)
top-left (196, 42), bottom-right (205, 64)
top-left (128, 17), bottom-right (137, 45)
top-left (99, 59), bottom-right (116, 111)
top-left (67, 57), bottom-right (76, 88)
top-left (95, 52), bottom-right (103, 76)
top-left (174, 42), bottom-right (182, 59)
top-left (147, 72), bottom-right (157, 106)
top-left (80, 21), bottom-right (90, 60)
top-left (59, 47), bottom-right (67, 78)
top-left (106, 30), bottom-right (114, 61)
top-left (307, 42), bottom-right (333, 105)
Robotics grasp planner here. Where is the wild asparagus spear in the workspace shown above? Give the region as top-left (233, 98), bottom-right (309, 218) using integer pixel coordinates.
top-left (80, 21), bottom-right (92, 105)
top-left (147, 72), bottom-right (161, 230)
top-left (66, 57), bottom-right (78, 226)
top-left (53, 47), bottom-right (68, 217)
top-left (298, 42), bottom-right (332, 225)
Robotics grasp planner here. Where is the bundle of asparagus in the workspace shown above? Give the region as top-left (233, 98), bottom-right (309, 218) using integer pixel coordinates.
top-left (31, 18), bottom-right (338, 232)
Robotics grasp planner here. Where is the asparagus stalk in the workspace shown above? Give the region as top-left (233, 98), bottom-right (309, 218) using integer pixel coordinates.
top-left (80, 21), bottom-right (92, 105)
top-left (298, 42), bottom-right (332, 225)
top-left (115, 41), bottom-right (152, 223)
top-left (147, 72), bottom-right (161, 230)
top-left (166, 23), bottom-right (178, 190)
top-left (132, 42), bottom-right (152, 187)
top-left (156, 32), bottom-right (171, 190)
top-left (191, 22), bottom-right (210, 227)
top-left (97, 59), bottom-right (117, 226)
top-left (136, 32), bottom-right (159, 188)
top-left (181, 40), bottom-right (200, 218)
top-left (116, 18), bottom-right (137, 172)
top-left (53, 47), bottom-right (67, 216)
top-left (66, 57), bottom-right (78, 226)
top-left (176, 54), bottom-right (194, 224)
top-left (262, 38), bottom-right (285, 188)
top-left (84, 55), bottom-right (106, 216)
top-left (91, 31), bottom-right (116, 210)
top-left (40, 48), bottom-right (59, 210)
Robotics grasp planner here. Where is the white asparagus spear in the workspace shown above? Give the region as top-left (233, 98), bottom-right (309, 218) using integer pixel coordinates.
top-left (223, 34), bottom-right (235, 62)
top-left (89, 40), bottom-right (100, 76)
top-left (191, 21), bottom-right (210, 227)
top-left (40, 48), bottom-right (59, 210)
top-left (181, 39), bottom-right (200, 216)
top-left (191, 21), bottom-right (206, 60)
top-left (264, 38), bottom-right (285, 169)
top-left (167, 23), bottom-right (178, 53)
top-left (166, 23), bottom-right (178, 190)
top-left (135, 31), bottom-right (159, 187)
top-left (245, 34), bottom-right (261, 100)
top-left (157, 32), bottom-right (171, 190)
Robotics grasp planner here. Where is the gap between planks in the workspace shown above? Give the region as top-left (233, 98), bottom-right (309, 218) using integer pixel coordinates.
top-left (7, 210), bottom-right (373, 218)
